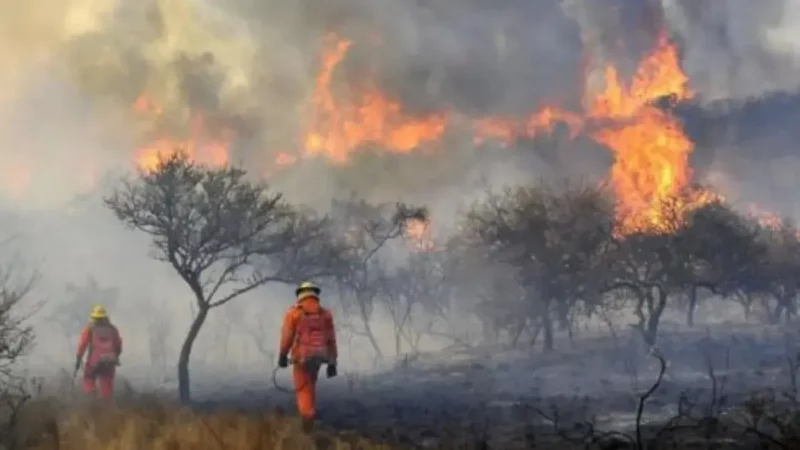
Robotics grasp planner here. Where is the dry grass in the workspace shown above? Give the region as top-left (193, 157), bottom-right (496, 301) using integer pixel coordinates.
top-left (9, 396), bottom-right (402, 450)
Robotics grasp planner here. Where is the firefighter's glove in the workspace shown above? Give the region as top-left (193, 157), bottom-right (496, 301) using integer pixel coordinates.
top-left (278, 354), bottom-right (288, 368)
top-left (326, 364), bottom-right (337, 379)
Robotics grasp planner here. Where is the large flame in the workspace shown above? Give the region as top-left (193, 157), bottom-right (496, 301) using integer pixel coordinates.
top-left (505, 32), bottom-right (711, 234)
top-left (470, 33), bottom-right (708, 234)
top-left (127, 32), bottom-right (713, 236)
top-left (303, 35), bottom-right (448, 163)
top-left (586, 32), bottom-right (707, 234)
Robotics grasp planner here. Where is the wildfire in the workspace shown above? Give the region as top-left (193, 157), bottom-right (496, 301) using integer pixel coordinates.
top-left (472, 107), bottom-right (583, 146)
top-left (303, 34), bottom-right (448, 163)
top-left (404, 217), bottom-right (435, 252)
top-left (470, 34), bottom-right (708, 234)
top-left (586, 32), bottom-right (705, 234)
top-left (508, 32), bottom-right (710, 234)
top-left (130, 32), bottom-right (709, 236)
top-left (132, 95), bottom-right (231, 172)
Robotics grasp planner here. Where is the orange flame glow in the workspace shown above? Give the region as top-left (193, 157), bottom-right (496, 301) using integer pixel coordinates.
top-left (288, 32), bottom-right (710, 234)
top-left (132, 95), bottom-right (231, 172)
top-left (131, 32), bottom-right (710, 237)
top-left (404, 217), bottom-right (435, 252)
top-left (302, 35), bottom-right (448, 163)
top-left (512, 32), bottom-right (710, 234)
top-left (586, 33), bottom-right (704, 234)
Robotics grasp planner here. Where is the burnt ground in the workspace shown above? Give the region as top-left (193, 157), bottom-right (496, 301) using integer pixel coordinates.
top-left (190, 323), bottom-right (800, 449)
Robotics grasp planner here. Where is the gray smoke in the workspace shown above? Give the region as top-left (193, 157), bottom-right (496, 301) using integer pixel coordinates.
top-left (3, 0), bottom-right (800, 383)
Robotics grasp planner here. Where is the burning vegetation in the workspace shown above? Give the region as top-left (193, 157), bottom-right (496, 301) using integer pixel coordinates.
top-left (5, 2), bottom-right (800, 449)
top-left (127, 29), bottom-right (727, 236)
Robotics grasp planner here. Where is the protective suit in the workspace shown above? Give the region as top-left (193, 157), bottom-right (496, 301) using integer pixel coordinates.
top-left (278, 282), bottom-right (338, 421)
top-left (75, 305), bottom-right (122, 400)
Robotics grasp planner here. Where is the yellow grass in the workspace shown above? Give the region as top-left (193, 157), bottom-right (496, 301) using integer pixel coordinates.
top-left (12, 396), bottom-right (400, 450)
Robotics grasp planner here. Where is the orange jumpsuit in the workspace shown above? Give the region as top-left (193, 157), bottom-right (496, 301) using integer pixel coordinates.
top-left (279, 295), bottom-right (337, 420)
top-left (76, 320), bottom-right (122, 400)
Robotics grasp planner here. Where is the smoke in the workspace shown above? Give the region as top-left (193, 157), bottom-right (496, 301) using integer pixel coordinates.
top-left (662, 0), bottom-right (800, 102)
top-left (656, 0), bottom-right (800, 214)
top-left (2, 0), bottom-right (800, 205)
top-left (3, 0), bottom-right (800, 389)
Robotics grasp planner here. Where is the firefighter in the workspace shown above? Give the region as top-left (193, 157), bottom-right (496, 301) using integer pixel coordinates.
top-left (75, 305), bottom-right (122, 400)
top-left (278, 281), bottom-right (338, 424)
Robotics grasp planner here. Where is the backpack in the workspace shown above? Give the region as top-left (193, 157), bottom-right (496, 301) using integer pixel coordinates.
top-left (294, 309), bottom-right (330, 364)
top-left (89, 323), bottom-right (119, 371)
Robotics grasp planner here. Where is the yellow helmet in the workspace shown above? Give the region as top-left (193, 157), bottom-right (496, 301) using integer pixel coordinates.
top-left (295, 281), bottom-right (321, 297)
top-left (89, 305), bottom-right (108, 320)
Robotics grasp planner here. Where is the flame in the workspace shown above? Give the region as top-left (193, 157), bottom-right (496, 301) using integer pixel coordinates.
top-left (404, 217), bottom-right (435, 252)
top-left (127, 32), bottom-right (710, 237)
top-left (586, 33), bottom-right (704, 234)
top-left (302, 34), bottom-right (449, 163)
top-left (499, 32), bottom-right (709, 235)
top-left (285, 32), bottom-right (710, 235)
top-left (471, 33), bottom-right (706, 234)
top-left (132, 95), bottom-right (231, 172)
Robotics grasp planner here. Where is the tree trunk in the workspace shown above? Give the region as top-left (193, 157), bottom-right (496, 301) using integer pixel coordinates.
top-left (643, 313), bottom-right (660, 347)
top-left (394, 329), bottom-right (402, 356)
top-left (178, 306), bottom-right (209, 404)
top-left (557, 301), bottom-right (570, 331)
top-left (510, 319), bottom-right (526, 348)
top-left (785, 297), bottom-right (797, 324)
top-left (741, 296), bottom-right (752, 323)
top-left (643, 290), bottom-right (668, 347)
top-left (567, 310), bottom-right (577, 347)
top-left (686, 286), bottom-right (698, 328)
top-left (357, 299), bottom-right (383, 359)
top-left (542, 312), bottom-right (554, 353)
top-left (768, 301), bottom-right (784, 325)
top-left (482, 320), bottom-right (498, 346)
top-left (634, 289), bottom-right (668, 348)
top-left (528, 323), bottom-right (542, 348)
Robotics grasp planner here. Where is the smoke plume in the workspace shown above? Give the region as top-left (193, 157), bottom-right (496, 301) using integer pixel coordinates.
top-left (3, 0), bottom-right (800, 381)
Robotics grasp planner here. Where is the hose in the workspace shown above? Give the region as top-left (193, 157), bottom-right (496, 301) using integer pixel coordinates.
top-left (272, 365), bottom-right (296, 394)
top-left (272, 365), bottom-right (312, 394)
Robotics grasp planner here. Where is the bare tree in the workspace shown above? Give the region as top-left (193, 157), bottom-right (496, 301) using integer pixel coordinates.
top-left (329, 195), bottom-right (426, 361)
top-left (0, 249), bottom-right (40, 450)
top-left (382, 252), bottom-right (447, 356)
top-left (104, 152), bottom-right (341, 403)
top-left (0, 259), bottom-right (37, 384)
